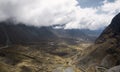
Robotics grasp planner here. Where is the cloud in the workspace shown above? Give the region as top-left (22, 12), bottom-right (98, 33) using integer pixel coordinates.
top-left (102, 0), bottom-right (120, 14)
top-left (0, 0), bottom-right (119, 30)
top-left (0, 0), bottom-right (79, 26)
top-left (64, 0), bottom-right (120, 30)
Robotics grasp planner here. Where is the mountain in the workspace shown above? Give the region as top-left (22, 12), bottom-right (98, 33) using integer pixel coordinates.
top-left (52, 25), bottom-right (102, 41)
top-left (51, 28), bottom-right (101, 41)
top-left (0, 21), bottom-right (58, 45)
top-left (81, 29), bottom-right (103, 37)
top-left (0, 20), bottom-right (101, 72)
top-left (0, 22), bottom-right (89, 72)
top-left (78, 13), bottom-right (120, 72)
top-left (0, 21), bottom-right (98, 46)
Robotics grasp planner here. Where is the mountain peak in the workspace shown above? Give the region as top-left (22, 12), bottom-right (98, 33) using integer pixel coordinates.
top-left (109, 13), bottom-right (120, 32)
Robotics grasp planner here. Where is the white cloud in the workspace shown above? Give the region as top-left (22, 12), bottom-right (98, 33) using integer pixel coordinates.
top-left (0, 0), bottom-right (119, 30)
top-left (102, 0), bottom-right (120, 14)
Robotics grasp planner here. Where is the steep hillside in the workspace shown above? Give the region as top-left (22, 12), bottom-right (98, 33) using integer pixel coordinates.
top-left (0, 22), bottom-right (58, 45)
top-left (0, 21), bottom-right (97, 46)
top-left (78, 13), bottom-right (120, 72)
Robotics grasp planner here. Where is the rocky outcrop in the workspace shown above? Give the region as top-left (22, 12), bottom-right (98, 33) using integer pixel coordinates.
top-left (107, 65), bottom-right (120, 72)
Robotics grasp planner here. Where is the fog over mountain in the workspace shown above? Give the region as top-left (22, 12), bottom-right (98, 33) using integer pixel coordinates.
top-left (0, 0), bottom-right (120, 30)
top-left (0, 21), bottom-right (100, 46)
top-left (0, 0), bottom-right (120, 72)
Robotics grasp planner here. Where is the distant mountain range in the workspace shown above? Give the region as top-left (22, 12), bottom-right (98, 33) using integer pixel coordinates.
top-left (0, 21), bottom-right (102, 45)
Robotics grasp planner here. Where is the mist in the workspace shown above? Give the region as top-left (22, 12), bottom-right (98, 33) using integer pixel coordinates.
top-left (0, 0), bottom-right (120, 30)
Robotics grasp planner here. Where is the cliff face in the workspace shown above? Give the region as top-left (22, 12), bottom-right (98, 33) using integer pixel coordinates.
top-left (78, 13), bottom-right (120, 72)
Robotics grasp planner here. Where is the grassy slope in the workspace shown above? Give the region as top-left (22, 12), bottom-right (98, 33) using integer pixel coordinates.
top-left (0, 42), bottom-right (90, 72)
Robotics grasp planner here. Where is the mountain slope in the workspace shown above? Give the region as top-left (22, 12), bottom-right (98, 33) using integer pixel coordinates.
top-left (51, 29), bottom-right (98, 42)
top-left (0, 21), bottom-right (58, 45)
top-left (0, 21), bottom-right (98, 45)
top-left (78, 13), bottom-right (120, 72)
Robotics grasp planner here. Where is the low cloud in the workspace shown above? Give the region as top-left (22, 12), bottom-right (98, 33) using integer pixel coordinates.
top-left (0, 0), bottom-right (119, 30)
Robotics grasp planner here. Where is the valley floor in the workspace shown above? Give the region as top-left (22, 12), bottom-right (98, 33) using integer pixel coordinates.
top-left (0, 42), bottom-right (92, 72)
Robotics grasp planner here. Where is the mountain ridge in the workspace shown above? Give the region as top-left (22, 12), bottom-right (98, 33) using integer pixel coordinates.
top-left (0, 21), bottom-right (99, 45)
top-left (78, 13), bottom-right (120, 72)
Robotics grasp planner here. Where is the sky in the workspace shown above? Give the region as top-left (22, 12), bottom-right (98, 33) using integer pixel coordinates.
top-left (0, 0), bottom-right (120, 30)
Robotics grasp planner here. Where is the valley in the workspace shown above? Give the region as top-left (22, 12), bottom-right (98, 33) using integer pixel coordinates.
top-left (0, 0), bottom-right (120, 72)
top-left (0, 12), bottom-right (120, 72)
top-left (0, 20), bottom-right (98, 72)
top-left (0, 41), bottom-right (92, 72)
